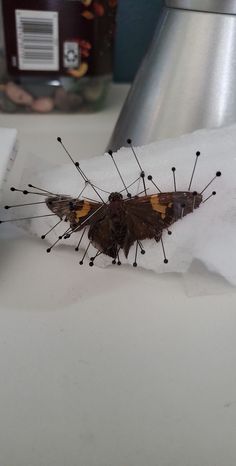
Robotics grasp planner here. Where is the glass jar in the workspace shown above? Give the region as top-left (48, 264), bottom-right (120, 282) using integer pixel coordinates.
top-left (0, 0), bottom-right (117, 113)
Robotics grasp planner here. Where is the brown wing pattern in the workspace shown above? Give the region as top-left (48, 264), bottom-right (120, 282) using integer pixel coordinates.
top-left (46, 195), bottom-right (106, 230)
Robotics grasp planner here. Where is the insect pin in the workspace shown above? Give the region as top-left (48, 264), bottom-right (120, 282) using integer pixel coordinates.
top-left (1, 139), bottom-right (222, 268)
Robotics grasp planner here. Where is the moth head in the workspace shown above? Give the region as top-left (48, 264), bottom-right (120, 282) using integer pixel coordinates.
top-left (108, 192), bottom-right (123, 202)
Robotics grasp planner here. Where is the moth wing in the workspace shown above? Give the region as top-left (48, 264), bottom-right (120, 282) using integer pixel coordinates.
top-left (122, 195), bottom-right (170, 256)
top-left (46, 195), bottom-right (105, 230)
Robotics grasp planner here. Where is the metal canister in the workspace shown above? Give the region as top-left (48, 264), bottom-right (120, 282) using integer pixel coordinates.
top-left (108, 0), bottom-right (236, 150)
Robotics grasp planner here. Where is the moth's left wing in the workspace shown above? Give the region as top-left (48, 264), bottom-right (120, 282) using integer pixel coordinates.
top-left (46, 195), bottom-right (106, 231)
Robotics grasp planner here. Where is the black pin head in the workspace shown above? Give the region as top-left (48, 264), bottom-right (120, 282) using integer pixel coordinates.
top-left (164, 259), bottom-right (168, 264)
top-left (133, 262), bottom-right (137, 267)
top-left (41, 235), bottom-right (46, 240)
top-left (57, 137), bottom-right (62, 143)
top-left (196, 151), bottom-right (200, 157)
top-left (172, 167), bottom-right (176, 172)
top-left (108, 150), bottom-right (113, 156)
top-left (46, 248), bottom-right (51, 253)
top-left (10, 187), bottom-right (15, 191)
top-left (216, 171), bottom-right (221, 177)
top-left (127, 138), bottom-right (132, 144)
top-left (147, 175), bottom-right (152, 180)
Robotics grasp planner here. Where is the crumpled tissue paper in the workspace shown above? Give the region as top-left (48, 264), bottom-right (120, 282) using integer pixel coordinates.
top-left (6, 123), bottom-right (236, 286)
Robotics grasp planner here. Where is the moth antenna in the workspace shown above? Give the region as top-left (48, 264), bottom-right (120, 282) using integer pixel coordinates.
top-left (172, 167), bottom-right (177, 192)
top-left (133, 241), bottom-right (139, 267)
top-left (159, 236), bottom-right (168, 264)
top-left (10, 187), bottom-right (49, 197)
top-left (46, 226), bottom-right (71, 253)
top-left (188, 151), bottom-right (200, 191)
top-left (75, 228), bottom-right (86, 251)
top-left (203, 191), bottom-right (216, 203)
top-left (107, 150), bottom-right (131, 198)
top-left (147, 175), bottom-right (162, 193)
top-left (89, 250), bottom-right (103, 266)
top-left (28, 184), bottom-right (57, 195)
top-left (200, 171), bottom-right (222, 194)
top-left (127, 139), bottom-right (147, 195)
top-left (79, 241), bottom-right (91, 265)
top-left (57, 137), bottom-right (105, 204)
top-left (5, 200), bottom-right (47, 209)
top-left (41, 219), bottom-right (63, 239)
top-left (138, 240), bottom-right (146, 255)
top-left (0, 213), bottom-right (57, 224)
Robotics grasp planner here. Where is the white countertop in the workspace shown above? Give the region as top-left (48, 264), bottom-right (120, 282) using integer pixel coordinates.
top-left (0, 84), bottom-right (236, 466)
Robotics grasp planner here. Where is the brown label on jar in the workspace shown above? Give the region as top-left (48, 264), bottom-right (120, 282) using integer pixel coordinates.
top-left (2, 0), bottom-right (116, 77)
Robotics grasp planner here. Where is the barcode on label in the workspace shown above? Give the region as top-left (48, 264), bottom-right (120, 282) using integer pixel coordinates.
top-left (15, 9), bottom-right (59, 71)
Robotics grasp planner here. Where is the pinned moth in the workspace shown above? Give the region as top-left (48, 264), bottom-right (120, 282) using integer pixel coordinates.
top-left (1, 138), bottom-right (221, 267)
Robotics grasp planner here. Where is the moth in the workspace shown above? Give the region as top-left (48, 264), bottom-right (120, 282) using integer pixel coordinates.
top-left (45, 190), bottom-right (202, 265)
top-left (1, 138), bottom-right (221, 267)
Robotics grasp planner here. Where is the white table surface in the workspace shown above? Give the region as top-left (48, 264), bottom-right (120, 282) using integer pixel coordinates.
top-left (0, 84), bottom-right (236, 466)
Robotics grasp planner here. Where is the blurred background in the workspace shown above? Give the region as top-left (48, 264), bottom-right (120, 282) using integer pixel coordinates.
top-left (114, 0), bottom-right (163, 82)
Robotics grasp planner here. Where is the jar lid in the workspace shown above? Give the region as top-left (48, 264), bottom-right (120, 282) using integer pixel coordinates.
top-left (165, 0), bottom-right (236, 14)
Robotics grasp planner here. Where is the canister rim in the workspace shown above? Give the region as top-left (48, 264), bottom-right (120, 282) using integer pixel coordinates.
top-left (165, 0), bottom-right (236, 15)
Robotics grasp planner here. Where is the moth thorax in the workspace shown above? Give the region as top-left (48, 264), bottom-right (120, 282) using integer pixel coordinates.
top-left (108, 192), bottom-right (123, 202)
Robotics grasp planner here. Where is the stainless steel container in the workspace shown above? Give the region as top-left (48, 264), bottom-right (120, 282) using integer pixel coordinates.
top-left (108, 0), bottom-right (236, 150)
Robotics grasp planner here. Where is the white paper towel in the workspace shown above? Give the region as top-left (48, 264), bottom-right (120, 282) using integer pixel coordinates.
top-left (4, 123), bottom-right (236, 285)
